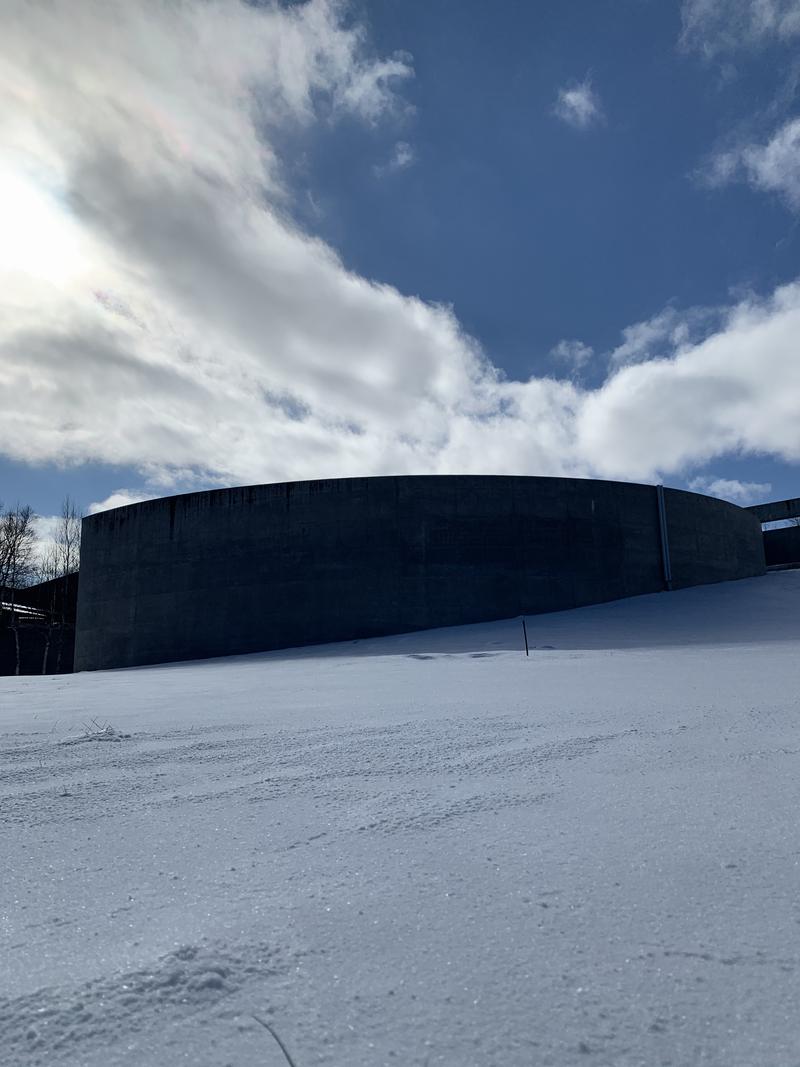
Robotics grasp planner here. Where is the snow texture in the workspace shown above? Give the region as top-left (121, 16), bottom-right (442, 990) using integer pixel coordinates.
top-left (2, 571), bottom-right (800, 1066)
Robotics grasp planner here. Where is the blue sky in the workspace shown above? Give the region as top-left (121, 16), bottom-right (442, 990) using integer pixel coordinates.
top-left (1, 0), bottom-right (799, 521)
top-left (308, 0), bottom-right (798, 371)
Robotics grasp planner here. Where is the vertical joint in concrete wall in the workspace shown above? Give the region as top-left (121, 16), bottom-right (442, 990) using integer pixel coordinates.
top-left (656, 484), bottom-right (673, 591)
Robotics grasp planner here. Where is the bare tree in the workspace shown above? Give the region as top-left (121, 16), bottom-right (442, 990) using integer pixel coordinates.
top-left (0, 502), bottom-right (37, 675)
top-left (0, 501), bottom-right (37, 590)
top-left (0, 498), bottom-right (81, 675)
top-left (36, 497), bottom-right (82, 674)
top-left (36, 544), bottom-right (60, 674)
top-left (55, 495), bottom-right (81, 577)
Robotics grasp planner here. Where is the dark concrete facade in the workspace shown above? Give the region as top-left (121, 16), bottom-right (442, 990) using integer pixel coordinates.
top-left (746, 497), bottom-right (800, 524)
top-left (745, 497), bottom-right (800, 567)
top-left (74, 476), bottom-right (766, 670)
top-left (763, 526), bottom-right (800, 567)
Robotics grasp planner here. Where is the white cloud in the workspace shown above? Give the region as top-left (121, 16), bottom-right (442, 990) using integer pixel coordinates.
top-left (374, 141), bottom-right (415, 177)
top-left (31, 514), bottom-right (61, 568)
top-left (701, 148), bottom-right (743, 188)
top-left (550, 339), bottom-right (594, 371)
top-left (681, 0), bottom-right (800, 53)
top-left (687, 476), bottom-right (772, 504)
top-left (576, 282), bottom-right (800, 480)
top-left (741, 117), bottom-right (800, 206)
top-left (704, 117), bottom-right (800, 209)
top-left (87, 491), bottom-right (155, 515)
top-left (0, 0), bottom-right (799, 499)
top-left (609, 305), bottom-right (721, 367)
top-left (610, 310), bottom-right (689, 368)
top-left (554, 78), bottom-right (603, 130)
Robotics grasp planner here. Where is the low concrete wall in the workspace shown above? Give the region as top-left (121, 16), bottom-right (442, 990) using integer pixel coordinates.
top-left (14, 572), bottom-right (79, 621)
top-left (74, 475), bottom-right (766, 670)
top-left (747, 497), bottom-right (800, 524)
top-left (764, 526), bottom-right (800, 567)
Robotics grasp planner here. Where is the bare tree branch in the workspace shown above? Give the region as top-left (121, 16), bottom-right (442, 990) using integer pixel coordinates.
top-left (0, 502), bottom-right (37, 592)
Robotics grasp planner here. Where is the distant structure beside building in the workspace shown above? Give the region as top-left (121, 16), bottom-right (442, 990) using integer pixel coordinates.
top-left (74, 475), bottom-right (766, 671)
top-left (1, 572), bottom-right (79, 675)
top-left (746, 497), bottom-right (800, 569)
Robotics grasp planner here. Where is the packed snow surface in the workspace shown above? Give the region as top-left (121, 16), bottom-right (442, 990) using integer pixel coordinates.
top-left (2, 572), bottom-right (800, 1066)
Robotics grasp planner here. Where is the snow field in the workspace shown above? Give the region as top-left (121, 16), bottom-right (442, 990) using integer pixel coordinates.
top-left (2, 571), bottom-right (800, 1065)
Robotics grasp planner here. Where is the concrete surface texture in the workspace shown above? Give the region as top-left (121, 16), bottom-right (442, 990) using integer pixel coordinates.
top-left (74, 475), bottom-right (766, 670)
top-left (747, 496), bottom-right (800, 524)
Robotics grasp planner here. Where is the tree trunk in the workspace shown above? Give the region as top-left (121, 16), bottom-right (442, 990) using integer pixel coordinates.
top-left (55, 628), bottom-right (63, 674)
top-left (12, 622), bottom-right (20, 676)
top-left (42, 628), bottom-right (51, 675)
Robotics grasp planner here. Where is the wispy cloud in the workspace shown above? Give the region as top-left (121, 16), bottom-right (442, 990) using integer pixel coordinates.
top-left (609, 305), bottom-right (721, 367)
top-left (703, 117), bottom-right (800, 209)
top-left (550, 339), bottom-right (594, 373)
top-left (688, 476), bottom-right (772, 504)
top-left (681, 0), bottom-right (800, 54)
top-left (374, 140), bottom-right (415, 177)
top-left (553, 77), bottom-right (604, 130)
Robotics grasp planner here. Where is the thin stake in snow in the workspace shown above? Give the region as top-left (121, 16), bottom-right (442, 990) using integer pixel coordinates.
top-left (522, 616), bottom-right (529, 657)
top-left (252, 1015), bottom-right (298, 1067)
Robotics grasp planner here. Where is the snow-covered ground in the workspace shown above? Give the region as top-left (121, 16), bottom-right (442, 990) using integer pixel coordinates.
top-left (2, 571), bottom-right (800, 1066)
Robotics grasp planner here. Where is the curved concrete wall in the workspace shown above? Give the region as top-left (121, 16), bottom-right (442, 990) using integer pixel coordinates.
top-left (74, 475), bottom-right (766, 670)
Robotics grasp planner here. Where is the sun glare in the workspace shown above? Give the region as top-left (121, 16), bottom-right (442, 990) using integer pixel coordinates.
top-left (0, 167), bottom-right (87, 284)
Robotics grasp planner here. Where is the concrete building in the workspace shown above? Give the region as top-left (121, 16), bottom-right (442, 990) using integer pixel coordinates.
top-left (74, 475), bottom-right (765, 671)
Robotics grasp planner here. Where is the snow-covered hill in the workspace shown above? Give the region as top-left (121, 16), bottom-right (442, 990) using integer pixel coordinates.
top-left (2, 571), bottom-right (799, 1066)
